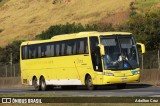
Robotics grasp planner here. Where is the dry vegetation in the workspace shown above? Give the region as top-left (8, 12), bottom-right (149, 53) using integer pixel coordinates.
top-left (0, 0), bottom-right (160, 47)
top-left (0, 0), bottom-right (132, 47)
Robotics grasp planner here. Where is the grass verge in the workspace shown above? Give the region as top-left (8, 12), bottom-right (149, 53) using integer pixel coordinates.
top-left (0, 103), bottom-right (160, 106)
top-left (0, 94), bottom-right (159, 106)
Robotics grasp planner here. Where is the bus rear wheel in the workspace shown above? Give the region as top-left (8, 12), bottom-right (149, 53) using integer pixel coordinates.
top-left (85, 76), bottom-right (95, 90)
top-left (33, 77), bottom-right (40, 91)
top-left (40, 77), bottom-right (47, 91)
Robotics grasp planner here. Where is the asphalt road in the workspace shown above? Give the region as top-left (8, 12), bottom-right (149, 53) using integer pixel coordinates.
top-left (0, 84), bottom-right (160, 97)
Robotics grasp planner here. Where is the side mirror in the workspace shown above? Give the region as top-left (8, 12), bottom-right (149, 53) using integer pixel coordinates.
top-left (98, 44), bottom-right (105, 56)
top-left (137, 43), bottom-right (145, 54)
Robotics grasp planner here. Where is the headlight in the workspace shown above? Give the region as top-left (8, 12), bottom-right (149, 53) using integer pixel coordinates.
top-left (132, 70), bottom-right (140, 75)
top-left (134, 71), bottom-right (140, 74)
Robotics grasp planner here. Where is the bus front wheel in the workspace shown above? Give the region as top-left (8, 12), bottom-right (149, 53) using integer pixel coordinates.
top-left (85, 76), bottom-right (95, 90)
top-left (40, 77), bottom-right (47, 91)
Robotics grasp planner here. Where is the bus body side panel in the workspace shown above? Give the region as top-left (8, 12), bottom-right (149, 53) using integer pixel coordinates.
top-left (21, 54), bottom-right (94, 86)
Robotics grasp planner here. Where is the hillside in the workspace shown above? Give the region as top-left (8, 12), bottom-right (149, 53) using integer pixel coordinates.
top-left (0, 0), bottom-right (159, 47)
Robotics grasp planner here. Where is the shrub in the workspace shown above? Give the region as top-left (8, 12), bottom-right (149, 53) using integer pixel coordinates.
top-left (36, 22), bottom-right (114, 40)
top-left (119, 11), bottom-right (160, 50)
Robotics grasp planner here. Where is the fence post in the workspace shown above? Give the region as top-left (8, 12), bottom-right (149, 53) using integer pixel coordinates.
top-left (158, 49), bottom-right (160, 70)
top-left (142, 54), bottom-right (143, 70)
top-left (13, 64), bottom-right (15, 77)
top-left (10, 49), bottom-right (13, 77)
top-left (5, 65), bottom-right (7, 77)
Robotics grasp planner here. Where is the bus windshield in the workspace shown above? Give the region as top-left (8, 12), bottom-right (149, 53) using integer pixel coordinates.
top-left (100, 35), bottom-right (139, 70)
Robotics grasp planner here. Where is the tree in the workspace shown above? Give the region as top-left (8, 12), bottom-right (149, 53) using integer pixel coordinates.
top-left (0, 40), bottom-right (24, 64)
top-left (36, 22), bottom-right (114, 40)
top-left (119, 11), bottom-right (160, 50)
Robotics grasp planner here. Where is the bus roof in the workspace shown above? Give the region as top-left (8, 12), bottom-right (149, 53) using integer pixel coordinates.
top-left (51, 31), bottom-right (132, 39)
top-left (21, 31), bottom-right (132, 46)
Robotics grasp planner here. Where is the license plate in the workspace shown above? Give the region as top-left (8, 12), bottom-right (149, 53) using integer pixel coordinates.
top-left (121, 78), bottom-right (128, 82)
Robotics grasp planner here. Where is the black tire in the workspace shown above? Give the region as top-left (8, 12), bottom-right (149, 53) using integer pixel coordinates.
top-left (116, 83), bottom-right (126, 89)
top-left (33, 77), bottom-right (40, 91)
top-left (85, 76), bottom-right (95, 90)
top-left (40, 77), bottom-right (47, 91)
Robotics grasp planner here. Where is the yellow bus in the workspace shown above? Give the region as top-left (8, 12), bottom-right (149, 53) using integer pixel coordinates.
top-left (20, 31), bottom-right (145, 90)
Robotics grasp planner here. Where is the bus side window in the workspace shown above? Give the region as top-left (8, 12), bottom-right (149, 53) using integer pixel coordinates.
top-left (84, 38), bottom-right (88, 54)
top-left (72, 39), bottom-right (77, 55)
top-left (41, 44), bottom-right (46, 57)
top-left (38, 45), bottom-right (42, 58)
top-left (76, 40), bottom-right (80, 54)
top-left (55, 42), bottom-right (60, 56)
top-left (22, 46), bottom-right (28, 59)
top-left (29, 45), bottom-right (37, 59)
top-left (51, 43), bottom-right (55, 56)
top-left (45, 44), bottom-right (51, 57)
top-left (28, 46), bottom-right (32, 59)
top-left (76, 38), bottom-right (88, 54)
top-left (79, 40), bottom-right (84, 54)
top-left (61, 42), bottom-right (65, 56)
top-left (66, 41), bottom-right (72, 55)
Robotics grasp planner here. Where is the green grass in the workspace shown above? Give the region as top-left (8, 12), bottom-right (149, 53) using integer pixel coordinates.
top-left (0, 0), bottom-right (10, 7)
top-left (0, 103), bottom-right (159, 106)
top-left (0, 94), bottom-right (159, 106)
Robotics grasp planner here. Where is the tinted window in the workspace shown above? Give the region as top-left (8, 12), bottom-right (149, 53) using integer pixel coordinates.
top-left (61, 42), bottom-right (65, 56)
top-left (55, 42), bottom-right (60, 56)
top-left (21, 38), bottom-right (88, 60)
top-left (22, 46), bottom-right (28, 59)
top-left (45, 44), bottom-right (51, 57)
top-left (77, 38), bottom-right (88, 54)
top-left (41, 45), bottom-right (46, 57)
top-left (28, 45), bottom-right (37, 59)
top-left (72, 40), bottom-right (77, 54)
top-left (37, 45), bottom-right (42, 58)
top-left (50, 43), bottom-right (55, 56)
top-left (66, 41), bottom-right (72, 55)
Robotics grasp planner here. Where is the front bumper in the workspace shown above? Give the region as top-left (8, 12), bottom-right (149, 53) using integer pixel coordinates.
top-left (103, 74), bottom-right (140, 84)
